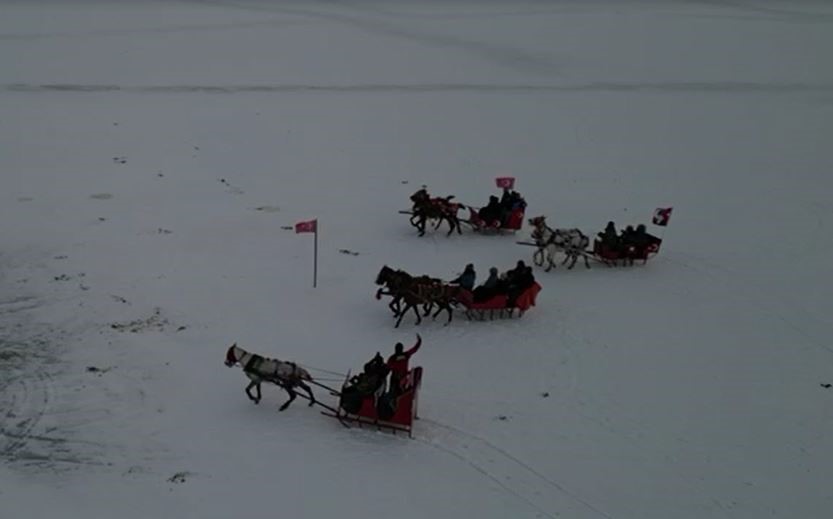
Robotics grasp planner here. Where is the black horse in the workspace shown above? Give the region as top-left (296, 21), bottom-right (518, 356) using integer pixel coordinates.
top-left (409, 188), bottom-right (462, 237)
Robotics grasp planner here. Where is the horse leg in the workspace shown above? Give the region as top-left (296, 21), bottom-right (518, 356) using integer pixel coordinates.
top-left (395, 302), bottom-right (411, 328)
top-left (297, 381), bottom-right (316, 407)
top-left (568, 253), bottom-right (578, 270)
top-left (431, 301), bottom-right (452, 323)
top-left (245, 381), bottom-right (260, 404)
top-left (279, 387), bottom-right (297, 411)
top-left (533, 248), bottom-right (543, 266)
top-left (544, 246), bottom-right (555, 272)
top-left (423, 302), bottom-right (434, 317)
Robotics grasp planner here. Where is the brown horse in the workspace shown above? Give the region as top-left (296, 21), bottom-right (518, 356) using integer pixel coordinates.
top-left (398, 282), bottom-right (461, 328)
top-left (374, 266), bottom-right (457, 327)
top-left (375, 265), bottom-right (440, 315)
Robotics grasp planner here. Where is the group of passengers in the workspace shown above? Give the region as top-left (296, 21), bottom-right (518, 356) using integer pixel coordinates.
top-left (477, 188), bottom-right (527, 227)
top-left (448, 261), bottom-right (536, 306)
top-left (596, 222), bottom-right (660, 257)
top-left (345, 335), bottom-right (422, 398)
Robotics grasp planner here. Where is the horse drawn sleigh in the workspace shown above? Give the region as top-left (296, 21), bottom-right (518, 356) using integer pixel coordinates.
top-left (518, 216), bottom-right (663, 271)
top-left (399, 186), bottom-right (526, 236)
top-left (224, 342), bottom-right (423, 437)
top-left (375, 264), bottom-right (542, 327)
top-left (455, 281), bottom-right (542, 320)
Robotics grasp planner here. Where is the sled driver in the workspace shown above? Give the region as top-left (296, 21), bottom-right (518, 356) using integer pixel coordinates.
top-left (387, 334), bottom-right (422, 395)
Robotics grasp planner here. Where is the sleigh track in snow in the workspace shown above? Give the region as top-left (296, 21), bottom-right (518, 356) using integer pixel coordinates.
top-left (417, 418), bottom-right (615, 519)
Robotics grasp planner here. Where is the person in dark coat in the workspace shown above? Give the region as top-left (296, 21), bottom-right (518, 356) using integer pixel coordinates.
top-left (499, 190), bottom-right (526, 225)
top-left (504, 261), bottom-right (533, 306)
top-left (630, 224), bottom-right (660, 256)
top-left (619, 225), bottom-right (635, 248)
top-left (482, 267), bottom-right (499, 289)
top-left (597, 221), bottom-right (617, 245)
top-left (473, 266), bottom-right (499, 302)
top-left (499, 189), bottom-right (513, 223)
top-left (363, 352), bottom-right (389, 392)
top-left (449, 264), bottom-right (476, 291)
top-left (518, 266), bottom-right (535, 290)
top-left (504, 260), bottom-right (526, 285)
top-left (478, 196), bottom-right (502, 225)
top-left (507, 266), bottom-right (536, 306)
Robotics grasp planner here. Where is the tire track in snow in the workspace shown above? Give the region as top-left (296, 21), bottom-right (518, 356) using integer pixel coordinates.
top-left (191, 0), bottom-right (565, 77)
top-left (0, 296), bottom-right (39, 315)
top-left (0, 361), bottom-right (53, 460)
top-left (418, 418), bottom-right (615, 519)
top-left (0, 19), bottom-right (308, 41)
top-left (4, 82), bottom-right (833, 95)
top-left (0, 319), bottom-right (108, 469)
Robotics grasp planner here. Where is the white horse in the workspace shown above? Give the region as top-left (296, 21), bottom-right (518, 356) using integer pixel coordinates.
top-left (528, 216), bottom-right (591, 271)
top-left (224, 343), bottom-right (316, 411)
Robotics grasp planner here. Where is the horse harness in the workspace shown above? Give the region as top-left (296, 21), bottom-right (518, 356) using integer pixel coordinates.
top-left (244, 354), bottom-right (302, 385)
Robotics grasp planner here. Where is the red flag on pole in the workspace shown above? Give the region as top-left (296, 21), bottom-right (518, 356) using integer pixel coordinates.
top-left (495, 177), bottom-right (515, 189)
top-left (294, 219), bottom-right (318, 287)
top-left (295, 219), bottom-right (317, 233)
top-left (652, 207), bottom-right (673, 226)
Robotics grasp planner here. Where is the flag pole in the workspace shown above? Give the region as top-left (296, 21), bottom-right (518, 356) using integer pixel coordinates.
top-left (313, 221), bottom-right (318, 288)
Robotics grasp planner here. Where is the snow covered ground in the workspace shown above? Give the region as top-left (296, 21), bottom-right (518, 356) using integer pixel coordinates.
top-left (2, 1), bottom-right (833, 517)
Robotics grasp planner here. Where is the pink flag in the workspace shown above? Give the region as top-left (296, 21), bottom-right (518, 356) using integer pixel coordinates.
top-left (495, 177), bottom-right (515, 189)
top-left (652, 207), bottom-right (673, 226)
top-left (295, 219), bottom-right (317, 233)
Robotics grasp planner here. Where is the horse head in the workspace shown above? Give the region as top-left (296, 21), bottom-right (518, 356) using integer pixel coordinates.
top-left (529, 216), bottom-right (551, 244)
top-left (375, 265), bottom-right (393, 286)
top-left (410, 188), bottom-right (429, 204)
top-left (225, 343), bottom-right (239, 367)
